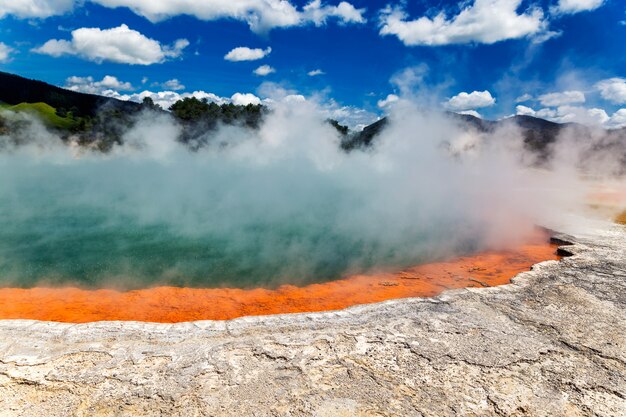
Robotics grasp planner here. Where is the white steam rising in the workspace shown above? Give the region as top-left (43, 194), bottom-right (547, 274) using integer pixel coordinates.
top-left (0, 99), bottom-right (615, 288)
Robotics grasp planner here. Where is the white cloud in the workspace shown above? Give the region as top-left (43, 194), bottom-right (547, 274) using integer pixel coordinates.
top-left (256, 83), bottom-right (378, 129)
top-left (253, 65), bottom-right (276, 76)
top-left (231, 93), bottom-right (262, 106)
top-left (377, 94), bottom-right (399, 109)
top-left (379, 0), bottom-right (547, 46)
top-left (537, 90), bottom-right (585, 107)
top-left (595, 78), bottom-right (626, 104)
top-left (0, 42), bottom-right (13, 62)
top-left (515, 105), bottom-right (536, 116)
top-left (107, 81), bottom-right (376, 130)
top-left (553, 0), bottom-right (604, 15)
top-left (533, 107), bottom-right (558, 120)
top-left (90, 0), bottom-right (365, 34)
top-left (0, 0), bottom-right (75, 19)
top-left (307, 69), bottom-right (325, 76)
top-left (446, 90), bottom-right (496, 111)
top-left (33, 24), bottom-right (189, 65)
top-left (457, 110), bottom-right (482, 118)
top-left (105, 88), bottom-right (233, 110)
top-left (606, 109), bottom-right (626, 129)
top-left (302, 0), bottom-right (365, 26)
top-left (65, 75), bottom-right (134, 94)
top-left (281, 94), bottom-right (307, 103)
top-left (517, 104), bottom-right (615, 127)
top-left (224, 46), bottom-right (271, 62)
top-left (515, 93), bottom-right (533, 103)
top-left (162, 79), bottom-right (185, 91)
top-left (256, 82), bottom-right (302, 101)
top-left (318, 98), bottom-right (379, 130)
top-left (0, 1), bottom-right (365, 32)
top-left (586, 107), bottom-right (610, 125)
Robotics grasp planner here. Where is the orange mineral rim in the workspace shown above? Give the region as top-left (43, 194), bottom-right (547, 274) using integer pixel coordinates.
top-left (0, 231), bottom-right (560, 323)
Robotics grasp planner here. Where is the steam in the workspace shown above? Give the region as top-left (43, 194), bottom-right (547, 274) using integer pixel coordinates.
top-left (0, 99), bottom-right (618, 289)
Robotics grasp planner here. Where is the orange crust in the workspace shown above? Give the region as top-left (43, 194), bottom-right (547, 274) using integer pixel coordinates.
top-left (0, 234), bottom-right (559, 323)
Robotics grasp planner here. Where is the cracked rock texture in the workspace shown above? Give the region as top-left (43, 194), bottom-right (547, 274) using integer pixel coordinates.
top-left (0, 220), bottom-right (625, 416)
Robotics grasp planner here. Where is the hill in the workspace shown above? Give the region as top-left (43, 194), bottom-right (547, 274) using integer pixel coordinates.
top-left (0, 71), bottom-right (624, 165)
top-left (0, 102), bottom-right (78, 130)
top-left (0, 71), bottom-right (140, 117)
top-left (343, 112), bottom-right (626, 156)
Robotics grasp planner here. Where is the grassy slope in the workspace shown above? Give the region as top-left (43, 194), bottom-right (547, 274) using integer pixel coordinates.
top-left (0, 102), bottom-right (77, 130)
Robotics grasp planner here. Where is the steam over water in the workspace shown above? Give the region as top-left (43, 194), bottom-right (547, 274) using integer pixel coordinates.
top-left (0, 101), bottom-right (583, 289)
top-left (0, 160), bottom-right (470, 289)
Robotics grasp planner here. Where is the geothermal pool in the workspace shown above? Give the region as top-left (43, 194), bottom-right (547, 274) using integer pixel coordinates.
top-left (0, 157), bottom-right (559, 322)
top-left (0, 233), bottom-right (558, 322)
top-left (0, 179), bottom-right (483, 290)
top-left (0, 111), bottom-right (565, 322)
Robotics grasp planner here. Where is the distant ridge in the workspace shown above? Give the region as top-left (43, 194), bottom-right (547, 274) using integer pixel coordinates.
top-left (0, 71), bottom-right (140, 117)
top-left (1, 71), bottom-right (624, 164)
top-left (345, 111), bottom-right (625, 156)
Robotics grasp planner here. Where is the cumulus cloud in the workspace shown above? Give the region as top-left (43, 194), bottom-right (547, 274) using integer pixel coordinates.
top-left (457, 110), bottom-right (482, 118)
top-left (446, 90), bottom-right (496, 111)
top-left (548, 106), bottom-right (608, 125)
top-left (529, 106), bottom-right (569, 123)
top-left (65, 75), bottom-right (134, 94)
top-left (318, 98), bottom-right (379, 130)
top-left (537, 90), bottom-right (585, 107)
top-left (0, 42), bottom-right (13, 62)
top-left (224, 46), bottom-right (271, 62)
top-left (255, 83), bottom-right (378, 129)
top-left (515, 103), bottom-right (624, 128)
top-left (105, 88), bottom-right (266, 110)
top-left (253, 65), bottom-right (276, 76)
top-left (89, 0), bottom-right (365, 34)
top-left (0, 0), bottom-right (75, 19)
top-left (377, 94), bottom-right (399, 109)
top-left (33, 24), bottom-right (189, 65)
top-left (85, 76), bottom-right (375, 129)
top-left (379, 0), bottom-right (547, 46)
top-left (231, 93), bottom-right (262, 106)
top-left (515, 105), bottom-right (536, 116)
top-left (606, 109), bottom-right (626, 129)
top-left (307, 69), bottom-right (325, 76)
top-left (553, 0), bottom-right (604, 15)
top-left (302, 0), bottom-right (365, 25)
top-left (596, 78), bottom-right (626, 104)
top-left (162, 79), bottom-right (185, 91)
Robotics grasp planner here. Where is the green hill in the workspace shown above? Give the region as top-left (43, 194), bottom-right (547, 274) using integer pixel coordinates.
top-left (0, 102), bottom-right (78, 130)
top-left (0, 71), bottom-right (140, 117)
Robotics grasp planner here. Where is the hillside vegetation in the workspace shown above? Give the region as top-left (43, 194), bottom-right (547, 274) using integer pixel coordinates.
top-left (0, 71), bottom-right (139, 117)
top-left (0, 102), bottom-right (78, 130)
top-left (1, 71), bottom-right (625, 171)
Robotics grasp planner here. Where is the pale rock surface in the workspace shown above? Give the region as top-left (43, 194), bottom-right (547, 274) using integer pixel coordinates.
top-left (0, 220), bottom-right (625, 416)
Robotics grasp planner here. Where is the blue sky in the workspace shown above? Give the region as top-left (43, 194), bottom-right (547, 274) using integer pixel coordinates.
top-left (0, 0), bottom-right (625, 128)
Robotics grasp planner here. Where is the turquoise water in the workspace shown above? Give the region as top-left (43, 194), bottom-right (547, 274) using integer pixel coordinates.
top-left (0, 145), bottom-right (478, 290)
top-left (0, 200), bottom-right (469, 289)
top-left (0, 211), bottom-right (372, 289)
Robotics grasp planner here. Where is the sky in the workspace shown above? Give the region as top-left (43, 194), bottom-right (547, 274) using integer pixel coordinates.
top-left (0, 0), bottom-right (625, 129)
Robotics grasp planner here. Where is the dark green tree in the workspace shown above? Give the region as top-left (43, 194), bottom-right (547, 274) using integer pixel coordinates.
top-left (169, 97), bottom-right (211, 121)
top-left (142, 96), bottom-right (162, 111)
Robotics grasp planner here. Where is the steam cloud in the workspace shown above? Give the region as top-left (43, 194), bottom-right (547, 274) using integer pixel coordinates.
top-left (0, 98), bottom-right (615, 289)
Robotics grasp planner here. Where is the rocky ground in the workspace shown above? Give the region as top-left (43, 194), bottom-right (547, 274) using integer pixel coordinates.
top-left (0, 219), bottom-right (625, 416)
